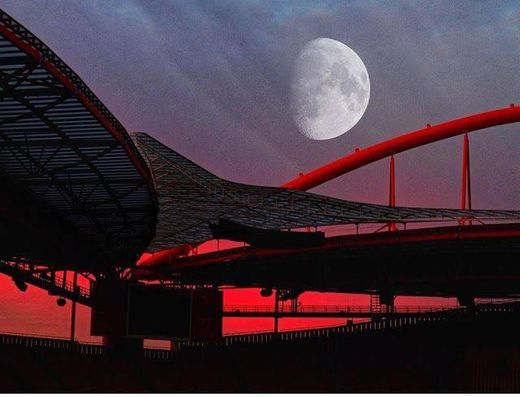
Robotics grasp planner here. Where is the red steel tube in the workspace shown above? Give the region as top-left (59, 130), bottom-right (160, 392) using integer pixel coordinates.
top-left (283, 105), bottom-right (520, 191)
top-left (139, 106), bottom-right (520, 269)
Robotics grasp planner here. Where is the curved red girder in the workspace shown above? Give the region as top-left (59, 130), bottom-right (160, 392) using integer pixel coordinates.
top-left (133, 222), bottom-right (520, 278)
top-left (138, 105), bottom-right (520, 269)
top-left (283, 105), bottom-right (520, 191)
top-left (137, 244), bottom-right (192, 267)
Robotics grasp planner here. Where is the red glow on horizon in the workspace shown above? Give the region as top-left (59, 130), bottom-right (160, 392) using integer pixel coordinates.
top-left (0, 273), bottom-right (458, 344)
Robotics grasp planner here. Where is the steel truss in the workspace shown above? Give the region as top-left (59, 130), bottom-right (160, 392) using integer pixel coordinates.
top-left (0, 9), bottom-right (157, 268)
top-left (132, 132), bottom-right (520, 251)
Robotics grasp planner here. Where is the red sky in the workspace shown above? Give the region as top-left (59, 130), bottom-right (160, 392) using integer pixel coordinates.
top-left (0, 268), bottom-right (457, 345)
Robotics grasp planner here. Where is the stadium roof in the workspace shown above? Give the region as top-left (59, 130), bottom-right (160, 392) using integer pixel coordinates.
top-left (0, 9), bottom-right (157, 268)
top-left (132, 131), bottom-right (520, 252)
top-left (2, 6), bottom-right (520, 267)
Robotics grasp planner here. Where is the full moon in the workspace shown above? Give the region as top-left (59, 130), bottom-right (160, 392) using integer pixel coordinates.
top-left (291, 38), bottom-right (370, 140)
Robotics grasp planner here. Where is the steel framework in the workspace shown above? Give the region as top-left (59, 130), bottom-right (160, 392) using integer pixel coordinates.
top-left (0, 9), bottom-right (157, 268)
top-left (132, 131), bottom-right (520, 251)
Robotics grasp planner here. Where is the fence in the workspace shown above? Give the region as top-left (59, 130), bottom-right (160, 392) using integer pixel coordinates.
top-left (2, 303), bottom-right (519, 361)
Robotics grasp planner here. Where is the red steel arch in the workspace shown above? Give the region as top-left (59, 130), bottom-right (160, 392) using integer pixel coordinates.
top-left (283, 105), bottom-right (520, 191)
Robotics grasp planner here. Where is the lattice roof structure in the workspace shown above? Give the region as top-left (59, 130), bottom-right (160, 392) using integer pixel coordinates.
top-left (0, 10), bottom-right (157, 268)
top-left (132, 131), bottom-right (520, 252)
top-left (2, 7), bottom-right (520, 268)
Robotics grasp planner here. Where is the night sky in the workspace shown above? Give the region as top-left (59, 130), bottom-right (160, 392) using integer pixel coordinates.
top-left (1, 0), bottom-right (519, 339)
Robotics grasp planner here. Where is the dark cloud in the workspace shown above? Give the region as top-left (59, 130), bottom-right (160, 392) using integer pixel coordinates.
top-left (2, 0), bottom-right (519, 209)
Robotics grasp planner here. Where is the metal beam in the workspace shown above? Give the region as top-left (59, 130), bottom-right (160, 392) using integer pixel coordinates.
top-left (283, 105), bottom-right (520, 191)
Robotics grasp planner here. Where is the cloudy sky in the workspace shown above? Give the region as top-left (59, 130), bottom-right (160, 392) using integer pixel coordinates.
top-left (3, 0), bottom-right (519, 210)
top-left (1, 0), bottom-right (519, 337)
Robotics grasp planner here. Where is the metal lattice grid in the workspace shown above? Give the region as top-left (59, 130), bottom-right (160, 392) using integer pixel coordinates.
top-left (0, 9), bottom-right (157, 267)
top-left (131, 131), bottom-right (520, 251)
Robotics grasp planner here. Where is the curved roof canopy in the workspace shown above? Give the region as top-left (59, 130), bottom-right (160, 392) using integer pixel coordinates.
top-left (2, 7), bottom-right (520, 268)
top-left (0, 9), bottom-right (157, 268)
top-left (132, 131), bottom-right (520, 252)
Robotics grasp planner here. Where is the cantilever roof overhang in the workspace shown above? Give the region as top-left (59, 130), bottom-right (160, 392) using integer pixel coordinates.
top-left (0, 9), bottom-right (157, 268)
top-left (132, 131), bottom-right (520, 252)
top-left (2, 7), bottom-right (520, 271)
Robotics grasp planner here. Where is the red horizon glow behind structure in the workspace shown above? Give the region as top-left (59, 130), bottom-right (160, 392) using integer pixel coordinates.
top-left (134, 222), bottom-right (520, 278)
top-left (138, 105), bottom-right (520, 269)
top-left (283, 105), bottom-right (520, 191)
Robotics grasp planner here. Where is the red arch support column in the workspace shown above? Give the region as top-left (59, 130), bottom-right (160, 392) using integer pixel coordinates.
top-left (283, 105), bottom-right (520, 191)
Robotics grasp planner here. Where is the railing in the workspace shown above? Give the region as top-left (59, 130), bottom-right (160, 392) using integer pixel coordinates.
top-left (1, 302), bottom-right (519, 361)
top-left (143, 348), bottom-right (171, 360)
top-left (0, 332), bottom-right (104, 355)
top-left (173, 305), bottom-right (488, 350)
top-left (174, 317), bottom-right (435, 350)
top-left (0, 261), bottom-right (91, 304)
top-left (223, 304), bottom-right (460, 315)
top-left (175, 303), bottom-right (520, 350)
top-left (43, 273), bottom-right (90, 298)
top-left (475, 298), bottom-right (520, 305)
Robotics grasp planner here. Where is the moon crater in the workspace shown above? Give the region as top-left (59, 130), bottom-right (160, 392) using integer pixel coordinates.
top-left (291, 38), bottom-right (370, 140)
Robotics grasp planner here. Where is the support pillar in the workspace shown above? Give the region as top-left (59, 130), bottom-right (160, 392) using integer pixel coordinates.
top-left (369, 294), bottom-right (381, 314)
top-left (457, 294), bottom-right (475, 308)
top-left (380, 292), bottom-right (395, 313)
top-left (460, 133), bottom-right (472, 225)
top-left (388, 155), bottom-right (397, 231)
top-left (91, 275), bottom-right (143, 356)
top-left (389, 155), bottom-right (396, 208)
top-left (70, 271), bottom-right (77, 342)
top-left (274, 289), bottom-right (280, 334)
top-left (290, 297), bottom-right (298, 312)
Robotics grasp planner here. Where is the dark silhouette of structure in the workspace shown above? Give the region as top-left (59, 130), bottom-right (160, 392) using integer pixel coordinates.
top-left (2, 304), bottom-right (520, 392)
top-left (1, 8), bottom-right (520, 392)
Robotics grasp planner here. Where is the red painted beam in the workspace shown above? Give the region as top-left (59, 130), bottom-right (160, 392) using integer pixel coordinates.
top-left (283, 105), bottom-right (520, 191)
top-left (137, 244), bottom-right (192, 267)
top-left (138, 105), bottom-right (520, 269)
top-left (133, 223), bottom-right (520, 278)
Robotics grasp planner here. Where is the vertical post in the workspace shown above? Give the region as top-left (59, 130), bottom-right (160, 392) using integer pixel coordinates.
top-left (70, 271), bottom-right (78, 342)
top-left (290, 297), bottom-right (298, 312)
top-left (388, 155), bottom-right (396, 231)
top-left (370, 294), bottom-right (381, 315)
top-left (465, 134), bottom-right (472, 211)
top-left (274, 289), bottom-right (279, 334)
top-left (389, 155), bottom-right (396, 207)
top-left (460, 133), bottom-right (472, 225)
